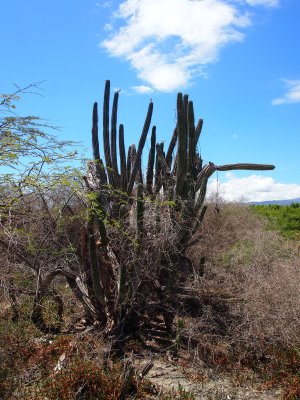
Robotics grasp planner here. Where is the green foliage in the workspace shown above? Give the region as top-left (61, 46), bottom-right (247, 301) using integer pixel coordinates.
top-left (252, 204), bottom-right (300, 239)
top-left (0, 83), bottom-right (81, 213)
top-left (1, 89), bottom-right (76, 169)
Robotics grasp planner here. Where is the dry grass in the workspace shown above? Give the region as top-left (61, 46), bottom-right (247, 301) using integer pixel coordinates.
top-left (187, 202), bottom-right (300, 359)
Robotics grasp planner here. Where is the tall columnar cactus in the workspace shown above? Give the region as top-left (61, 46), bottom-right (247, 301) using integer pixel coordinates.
top-left (82, 80), bottom-right (275, 332)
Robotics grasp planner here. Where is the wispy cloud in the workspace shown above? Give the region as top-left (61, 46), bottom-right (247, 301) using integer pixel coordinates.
top-left (101, 0), bottom-right (253, 92)
top-left (97, 1), bottom-right (112, 8)
top-left (272, 80), bottom-right (300, 105)
top-left (245, 0), bottom-right (279, 7)
top-left (208, 173), bottom-right (300, 202)
top-left (131, 85), bottom-right (154, 94)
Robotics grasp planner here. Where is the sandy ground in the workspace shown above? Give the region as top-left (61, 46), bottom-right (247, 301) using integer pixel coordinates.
top-left (136, 355), bottom-right (282, 399)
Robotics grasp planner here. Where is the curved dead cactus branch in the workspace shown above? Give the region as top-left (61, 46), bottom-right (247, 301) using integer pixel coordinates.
top-left (216, 163), bottom-right (275, 172)
top-left (31, 268), bottom-right (67, 334)
top-left (195, 162), bottom-right (275, 192)
top-left (195, 162), bottom-right (216, 192)
top-left (31, 268), bottom-right (99, 334)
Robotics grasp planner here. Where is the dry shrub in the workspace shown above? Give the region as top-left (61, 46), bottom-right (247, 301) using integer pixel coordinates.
top-left (186, 202), bottom-right (300, 360)
top-left (1, 328), bottom-right (141, 400)
top-left (29, 359), bottom-right (125, 400)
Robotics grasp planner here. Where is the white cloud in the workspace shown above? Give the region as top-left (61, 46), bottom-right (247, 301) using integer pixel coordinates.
top-left (245, 0), bottom-right (279, 7)
top-left (208, 173), bottom-right (300, 202)
top-left (272, 80), bottom-right (300, 105)
top-left (101, 0), bottom-right (251, 92)
top-left (131, 85), bottom-right (154, 94)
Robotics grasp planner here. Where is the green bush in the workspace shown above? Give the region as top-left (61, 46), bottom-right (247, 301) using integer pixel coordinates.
top-left (252, 204), bottom-right (300, 239)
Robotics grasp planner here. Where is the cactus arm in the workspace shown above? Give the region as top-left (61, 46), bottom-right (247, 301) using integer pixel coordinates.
top-left (92, 102), bottom-right (107, 185)
top-left (130, 144), bottom-right (137, 177)
top-left (92, 102), bottom-right (100, 161)
top-left (138, 164), bottom-right (144, 185)
top-left (116, 263), bottom-right (127, 311)
top-left (194, 177), bottom-right (208, 213)
top-left (195, 118), bottom-right (203, 145)
top-left (176, 93), bottom-right (188, 197)
top-left (156, 143), bottom-right (169, 176)
top-left (165, 127), bottom-right (178, 170)
top-left (136, 183), bottom-right (144, 247)
top-left (146, 126), bottom-right (156, 194)
top-left (187, 101), bottom-right (197, 180)
top-left (195, 162), bottom-right (275, 193)
top-left (155, 142), bottom-right (164, 194)
top-left (126, 145), bottom-right (133, 186)
top-left (87, 217), bottom-right (107, 312)
top-left (103, 80), bottom-right (113, 184)
top-left (216, 163), bottom-right (275, 172)
top-left (127, 101), bottom-right (153, 195)
top-left (111, 91), bottom-right (120, 186)
top-left (195, 163), bottom-right (217, 192)
top-left (196, 152), bottom-right (203, 174)
top-left (119, 124), bottom-right (127, 192)
top-left (183, 94), bottom-right (189, 149)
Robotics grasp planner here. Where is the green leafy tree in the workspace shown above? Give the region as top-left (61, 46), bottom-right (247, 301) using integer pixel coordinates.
top-left (0, 83), bottom-right (78, 202)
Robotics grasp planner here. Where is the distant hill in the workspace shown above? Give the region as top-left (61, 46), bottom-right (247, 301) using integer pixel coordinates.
top-left (247, 198), bottom-right (300, 206)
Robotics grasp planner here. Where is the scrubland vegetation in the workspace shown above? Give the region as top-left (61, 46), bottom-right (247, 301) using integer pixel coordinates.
top-left (1, 82), bottom-right (299, 399)
top-left (1, 202), bottom-right (299, 399)
top-left (252, 203), bottom-right (300, 239)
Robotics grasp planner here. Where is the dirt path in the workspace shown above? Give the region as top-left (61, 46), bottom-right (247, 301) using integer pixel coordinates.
top-left (138, 357), bottom-right (282, 399)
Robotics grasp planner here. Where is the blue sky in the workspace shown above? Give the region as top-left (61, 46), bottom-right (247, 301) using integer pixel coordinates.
top-left (1, 0), bottom-right (299, 201)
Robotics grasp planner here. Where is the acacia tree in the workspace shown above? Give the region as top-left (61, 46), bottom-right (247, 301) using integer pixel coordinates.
top-left (0, 84), bottom-right (84, 330)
